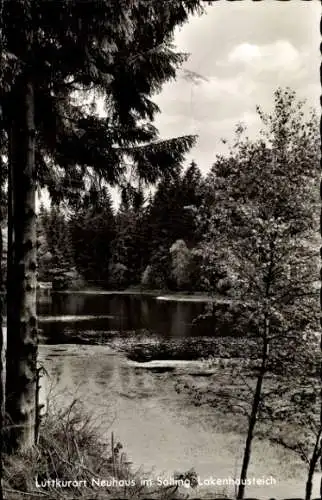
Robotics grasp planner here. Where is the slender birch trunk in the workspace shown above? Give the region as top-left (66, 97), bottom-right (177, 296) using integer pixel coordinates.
top-left (5, 77), bottom-right (38, 451)
top-left (305, 428), bottom-right (321, 500)
top-left (237, 316), bottom-right (269, 500)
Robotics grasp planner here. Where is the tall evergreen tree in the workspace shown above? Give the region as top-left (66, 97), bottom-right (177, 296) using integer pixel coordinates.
top-left (39, 206), bottom-right (77, 289)
top-left (144, 161), bottom-right (203, 288)
top-left (1, 0), bottom-right (204, 449)
top-left (70, 186), bottom-right (115, 285)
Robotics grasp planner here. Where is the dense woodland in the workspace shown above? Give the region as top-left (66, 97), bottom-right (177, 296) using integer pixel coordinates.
top-left (35, 159), bottom-right (207, 291)
top-left (34, 88), bottom-right (319, 299)
top-left (0, 1), bottom-right (321, 499)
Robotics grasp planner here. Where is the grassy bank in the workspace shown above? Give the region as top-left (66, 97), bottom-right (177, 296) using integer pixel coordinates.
top-left (2, 400), bottom-right (205, 500)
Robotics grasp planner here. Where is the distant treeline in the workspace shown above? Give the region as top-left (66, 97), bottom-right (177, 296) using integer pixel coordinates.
top-left (36, 160), bottom-right (218, 292)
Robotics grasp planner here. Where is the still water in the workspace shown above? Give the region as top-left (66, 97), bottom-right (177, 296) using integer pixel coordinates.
top-left (37, 291), bottom-right (209, 341)
top-left (37, 292), bottom-right (320, 499)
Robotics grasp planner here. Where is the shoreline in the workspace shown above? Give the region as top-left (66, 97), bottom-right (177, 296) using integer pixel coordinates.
top-left (40, 287), bottom-right (232, 304)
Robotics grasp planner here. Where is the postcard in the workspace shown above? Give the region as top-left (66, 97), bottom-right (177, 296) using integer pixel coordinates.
top-left (0, 1), bottom-right (320, 499)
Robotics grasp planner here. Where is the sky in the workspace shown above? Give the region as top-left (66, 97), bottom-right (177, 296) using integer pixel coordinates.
top-left (153, 1), bottom-right (320, 173)
top-left (38, 1), bottom-right (320, 210)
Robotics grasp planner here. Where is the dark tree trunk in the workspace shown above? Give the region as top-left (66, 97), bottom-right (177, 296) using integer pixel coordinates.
top-left (320, 176), bottom-right (322, 499)
top-left (237, 317), bottom-right (269, 500)
top-left (306, 430), bottom-right (322, 500)
top-left (0, 224), bottom-right (5, 421)
top-left (5, 78), bottom-right (38, 452)
top-left (4, 122), bottom-right (15, 422)
top-left (0, 224), bottom-right (4, 500)
top-left (305, 464), bottom-right (314, 500)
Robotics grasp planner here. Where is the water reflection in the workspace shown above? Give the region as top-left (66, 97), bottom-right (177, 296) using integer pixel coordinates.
top-left (38, 292), bottom-right (210, 342)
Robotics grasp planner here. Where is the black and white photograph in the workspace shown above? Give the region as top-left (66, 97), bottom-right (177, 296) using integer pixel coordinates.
top-left (0, 1), bottom-right (320, 499)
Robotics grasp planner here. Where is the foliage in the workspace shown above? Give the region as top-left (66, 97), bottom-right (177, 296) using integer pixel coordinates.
top-left (108, 205), bottom-right (148, 288)
top-left (193, 88), bottom-right (319, 499)
top-left (70, 186), bottom-right (115, 286)
top-left (197, 87), bottom-right (319, 344)
top-left (64, 161), bottom-right (205, 291)
top-left (38, 205), bottom-right (82, 290)
top-left (1, 0), bottom-right (203, 203)
top-left (170, 239), bottom-right (192, 290)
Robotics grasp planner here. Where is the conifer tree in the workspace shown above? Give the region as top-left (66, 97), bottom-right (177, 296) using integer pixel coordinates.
top-left (1, 0), bottom-right (203, 450)
top-left (70, 186), bottom-right (115, 285)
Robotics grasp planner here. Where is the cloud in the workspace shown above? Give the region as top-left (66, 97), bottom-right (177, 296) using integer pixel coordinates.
top-left (154, 71), bottom-right (256, 133)
top-left (228, 43), bottom-right (261, 63)
top-left (228, 41), bottom-right (302, 73)
top-left (153, 2), bottom-right (319, 174)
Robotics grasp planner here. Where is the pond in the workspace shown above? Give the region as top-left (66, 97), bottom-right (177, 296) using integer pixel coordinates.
top-left (37, 291), bottom-right (214, 341)
top-left (37, 291), bottom-right (320, 499)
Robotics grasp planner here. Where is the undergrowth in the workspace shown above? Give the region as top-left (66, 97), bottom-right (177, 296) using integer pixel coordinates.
top-left (2, 399), bottom-right (208, 500)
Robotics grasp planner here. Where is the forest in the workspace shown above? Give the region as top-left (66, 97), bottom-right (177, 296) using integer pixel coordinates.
top-left (33, 89), bottom-right (319, 300)
top-left (0, 1), bottom-right (321, 500)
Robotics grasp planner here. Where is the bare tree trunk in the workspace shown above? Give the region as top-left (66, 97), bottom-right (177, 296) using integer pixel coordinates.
top-left (5, 78), bottom-right (38, 452)
top-left (237, 317), bottom-right (269, 500)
